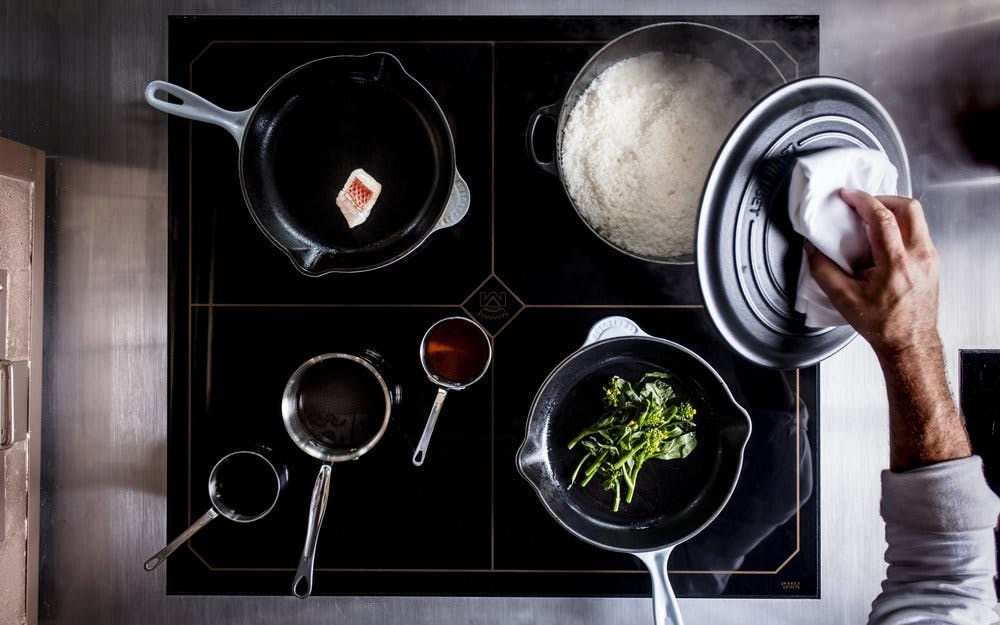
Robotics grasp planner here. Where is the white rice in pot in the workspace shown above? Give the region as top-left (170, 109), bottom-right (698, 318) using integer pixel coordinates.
top-left (559, 52), bottom-right (754, 260)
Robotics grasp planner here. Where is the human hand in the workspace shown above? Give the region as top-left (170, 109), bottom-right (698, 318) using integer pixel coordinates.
top-left (805, 189), bottom-right (941, 360)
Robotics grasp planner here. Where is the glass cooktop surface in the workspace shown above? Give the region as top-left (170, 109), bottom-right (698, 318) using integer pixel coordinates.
top-left (165, 14), bottom-right (820, 598)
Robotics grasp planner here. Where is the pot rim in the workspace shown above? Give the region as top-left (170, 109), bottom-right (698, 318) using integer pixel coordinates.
top-left (550, 21), bottom-right (786, 266)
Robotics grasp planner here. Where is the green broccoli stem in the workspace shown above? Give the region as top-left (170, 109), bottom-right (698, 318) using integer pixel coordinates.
top-left (612, 479), bottom-right (621, 512)
top-left (611, 440), bottom-right (646, 470)
top-left (626, 458), bottom-right (646, 502)
top-left (568, 420), bottom-right (613, 449)
top-left (567, 429), bottom-right (595, 449)
top-left (570, 452), bottom-right (591, 486)
top-left (580, 450), bottom-right (608, 486)
top-left (621, 466), bottom-right (636, 503)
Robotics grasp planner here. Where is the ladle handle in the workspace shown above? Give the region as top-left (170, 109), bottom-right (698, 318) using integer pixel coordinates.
top-left (637, 548), bottom-right (684, 625)
top-left (412, 387), bottom-right (449, 466)
top-left (144, 508), bottom-right (219, 571)
top-left (292, 463), bottom-right (332, 599)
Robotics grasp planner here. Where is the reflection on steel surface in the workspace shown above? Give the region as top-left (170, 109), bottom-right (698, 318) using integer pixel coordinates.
top-left (6, 2), bottom-right (1000, 625)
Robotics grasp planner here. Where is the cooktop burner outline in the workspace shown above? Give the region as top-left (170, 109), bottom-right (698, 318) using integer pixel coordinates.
top-left (167, 15), bottom-right (820, 598)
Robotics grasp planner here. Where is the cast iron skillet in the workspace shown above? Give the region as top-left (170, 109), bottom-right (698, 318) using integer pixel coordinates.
top-left (145, 52), bottom-right (470, 276)
top-left (517, 317), bottom-right (751, 625)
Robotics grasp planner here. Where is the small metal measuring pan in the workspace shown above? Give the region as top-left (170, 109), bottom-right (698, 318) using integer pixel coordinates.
top-left (412, 316), bottom-right (492, 466)
top-left (144, 449), bottom-right (287, 571)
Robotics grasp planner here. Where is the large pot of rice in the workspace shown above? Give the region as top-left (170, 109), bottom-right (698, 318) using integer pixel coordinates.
top-left (526, 22), bottom-right (785, 263)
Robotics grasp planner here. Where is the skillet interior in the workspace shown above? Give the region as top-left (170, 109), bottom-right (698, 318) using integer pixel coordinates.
top-left (240, 53), bottom-right (455, 274)
top-left (520, 337), bottom-right (750, 552)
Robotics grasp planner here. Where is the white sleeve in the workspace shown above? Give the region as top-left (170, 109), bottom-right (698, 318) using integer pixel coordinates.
top-left (869, 456), bottom-right (1000, 625)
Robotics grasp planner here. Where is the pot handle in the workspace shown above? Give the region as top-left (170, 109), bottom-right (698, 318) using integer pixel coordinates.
top-left (143, 507), bottom-right (219, 572)
top-left (144, 80), bottom-right (251, 147)
top-left (525, 102), bottom-right (561, 176)
top-left (636, 548), bottom-right (684, 625)
top-left (292, 463), bottom-right (332, 599)
top-left (431, 170), bottom-right (471, 233)
top-left (583, 316), bottom-right (650, 347)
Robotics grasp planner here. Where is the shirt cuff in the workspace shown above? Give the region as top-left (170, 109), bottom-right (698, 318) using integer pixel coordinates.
top-left (881, 455), bottom-right (1000, 533)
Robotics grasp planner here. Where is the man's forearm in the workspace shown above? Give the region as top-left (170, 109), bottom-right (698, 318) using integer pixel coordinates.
top-left (876, 337), bottom-right (972, 471)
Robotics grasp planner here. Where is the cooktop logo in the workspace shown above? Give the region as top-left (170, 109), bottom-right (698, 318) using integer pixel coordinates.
top-left (462, 275), bottom-right (524, 336)
top-left (478, 291), bottom-right (508, 320)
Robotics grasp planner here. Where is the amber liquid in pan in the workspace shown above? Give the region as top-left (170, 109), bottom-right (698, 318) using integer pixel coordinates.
top-left (425, 319), bottom-right (491, 384)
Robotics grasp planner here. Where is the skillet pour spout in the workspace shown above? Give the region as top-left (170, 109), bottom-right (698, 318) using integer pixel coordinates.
top-left (516, 316), bottom-right (751, 625)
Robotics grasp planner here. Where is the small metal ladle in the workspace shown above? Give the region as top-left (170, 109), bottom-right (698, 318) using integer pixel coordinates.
top-left (412, 316), bottom-right (492, 466)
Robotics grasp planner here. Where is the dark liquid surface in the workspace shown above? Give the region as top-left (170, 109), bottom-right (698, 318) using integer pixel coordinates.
top-left (295, 357), bottom-right (388, 451)
top-left (424, 318), bottom-right (491, 384)
top-left (211, 453), bottom-right (279, 519)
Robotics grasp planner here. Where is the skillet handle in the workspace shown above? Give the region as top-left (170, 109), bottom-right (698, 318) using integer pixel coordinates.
top-left (431, 171), bottom-right (471, 233)
top-left (636, 548), bottom-right (684, 625)
top-left (144, 80), bottom-right (251, 146)
top-left (292, 463), bottom-right (332, 599)
top-left (583, 316), bottom-right (650, 347)
top-left (525, 102), bottom-right (561, 176)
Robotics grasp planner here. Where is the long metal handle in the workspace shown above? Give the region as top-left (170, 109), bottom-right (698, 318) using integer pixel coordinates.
top-left (144, 508), bottom-right (219, 572)
top-left (412, 387), bottom-right (449, 466)
top-left (144, 80), bottom-right (251, 146)
top-left (292, 463), bottom-right (332, 599)
top-left (636, 548), bottom-right (683, 625)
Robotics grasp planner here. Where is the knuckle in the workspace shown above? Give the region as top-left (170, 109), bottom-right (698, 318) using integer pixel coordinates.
top-left (906, 199), bottom-right (923, 214)
top-left (873, 206), bottom-right (896, 225)
top-left (914, 246), bottom-right (938, 264)
top-left (887, 249), bottom-right (908, 266)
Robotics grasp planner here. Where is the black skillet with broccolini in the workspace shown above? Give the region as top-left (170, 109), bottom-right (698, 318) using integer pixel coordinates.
top-left (567, 371), bottom-right (697, 512)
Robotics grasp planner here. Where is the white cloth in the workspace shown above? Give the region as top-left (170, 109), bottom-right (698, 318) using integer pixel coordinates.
top-left (787, 148), bottom-right (899, 327)
top-left (869, 456), bottom-right (1000, 625)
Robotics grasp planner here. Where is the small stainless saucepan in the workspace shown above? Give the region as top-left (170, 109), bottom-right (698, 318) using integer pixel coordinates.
top-left (144, 449), bottom-right (287, 572)
top-left (282, 350), bottom-right (400, 599)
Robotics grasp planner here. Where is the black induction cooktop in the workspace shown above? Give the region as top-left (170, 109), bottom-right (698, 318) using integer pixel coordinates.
top-left (165, 15), bottom-right (820, 598)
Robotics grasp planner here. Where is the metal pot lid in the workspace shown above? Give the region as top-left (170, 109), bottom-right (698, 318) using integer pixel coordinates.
top-left (697, 76), bottom-right (912, 369)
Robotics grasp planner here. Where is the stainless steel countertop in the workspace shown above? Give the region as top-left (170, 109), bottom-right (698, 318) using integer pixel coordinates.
top-left (3, 1), bottom-right (998, 623)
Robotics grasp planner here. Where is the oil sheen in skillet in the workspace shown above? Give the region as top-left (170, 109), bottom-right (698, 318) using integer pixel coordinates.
top-left (424, 318), bottom-right (492, 384)
top-left (293, 357), bottom-right (388, 451)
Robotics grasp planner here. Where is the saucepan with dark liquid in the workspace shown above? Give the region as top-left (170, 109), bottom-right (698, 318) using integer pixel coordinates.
top-left (412, 316), bottom-right (492, 466)
top-left (144, 448), bottom-right (287, 572)
top-left (281, 350), bottom-right (401, 598)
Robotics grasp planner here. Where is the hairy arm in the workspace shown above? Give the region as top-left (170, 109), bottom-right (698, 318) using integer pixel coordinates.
top-left (807, 189), bottom-right (971, 469)
top-left (808, 189), bottom-right (998, 625)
